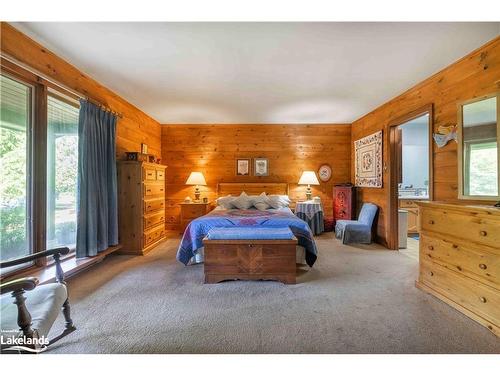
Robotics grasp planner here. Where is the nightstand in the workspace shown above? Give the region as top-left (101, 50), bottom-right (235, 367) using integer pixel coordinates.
top-left (179, 202), bottom-right (211, 233)
top-left (295, 201), bottom-right (324, 236)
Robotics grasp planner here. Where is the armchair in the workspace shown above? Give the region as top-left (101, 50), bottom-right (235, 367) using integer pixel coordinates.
top-left (335, 203), bottom-right (379, 244)
top-left (1, 247), bottom-right (76, 353)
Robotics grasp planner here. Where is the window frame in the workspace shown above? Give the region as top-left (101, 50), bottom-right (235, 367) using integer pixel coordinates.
top-left (1, 59), bottom-right (80, 277)
top-left (457, 92), bottom-right (500, 201)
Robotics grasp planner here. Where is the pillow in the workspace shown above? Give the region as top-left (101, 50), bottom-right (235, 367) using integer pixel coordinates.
top-left (232, 192), bottom-right (254, 210)
top-left (217, 195), bottom-right (236, 209)
top-left (252, 192), bottom-right (271, 211)
top-left (267, 195), bottom-right (291, 209)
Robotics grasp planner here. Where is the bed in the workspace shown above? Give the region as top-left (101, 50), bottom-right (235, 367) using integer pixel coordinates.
top-left (176, 183), bottom-right (318, 283)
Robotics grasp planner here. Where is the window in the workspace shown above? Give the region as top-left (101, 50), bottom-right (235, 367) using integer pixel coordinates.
top-left (464, 141), bottom-right (498, 196)
top-left (46, 95), bottom-right (79, 249)
top-left (0, 75), bottom-right (32, 263)
top-left (1, 63), bottom-right (83, 275)
top-left (459, 95), bottom-right (499, 200)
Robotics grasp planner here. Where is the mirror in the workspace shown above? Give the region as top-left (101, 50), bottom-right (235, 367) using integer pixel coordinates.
top-left (459, 94), bottom-right (499, 199)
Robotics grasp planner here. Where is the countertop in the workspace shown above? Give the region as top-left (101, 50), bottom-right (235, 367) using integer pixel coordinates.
top-left (398, 196), bottom-right (429, 200)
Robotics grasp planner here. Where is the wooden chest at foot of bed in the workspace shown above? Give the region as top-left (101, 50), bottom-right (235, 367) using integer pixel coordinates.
top-left (202, 238), bottom-right (298, 284)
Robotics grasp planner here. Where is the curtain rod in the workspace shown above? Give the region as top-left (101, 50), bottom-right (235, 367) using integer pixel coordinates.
top-left (1, 52), bottom-right (123, 118)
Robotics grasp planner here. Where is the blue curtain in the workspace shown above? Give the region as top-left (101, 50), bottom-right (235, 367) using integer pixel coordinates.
top-left (76, 100), bottom-right (118, 258)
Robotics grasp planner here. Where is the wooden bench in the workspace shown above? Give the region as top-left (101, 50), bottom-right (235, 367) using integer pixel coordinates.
top-left (202, 227), bottom-right (298, 284)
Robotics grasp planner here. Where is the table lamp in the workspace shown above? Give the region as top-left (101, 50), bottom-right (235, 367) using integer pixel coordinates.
top-left (298, 171), bottom-right (320, 200)
top-left (185, 172), bottom-right (207, 202)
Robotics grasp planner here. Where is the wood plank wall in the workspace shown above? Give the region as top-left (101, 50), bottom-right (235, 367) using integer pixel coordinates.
top-left (161, 124), bottom-right (351, 229)
top-left (0, 22), bottom-right (162, 159)
top-left (351, 36), bottom-right (500, 247)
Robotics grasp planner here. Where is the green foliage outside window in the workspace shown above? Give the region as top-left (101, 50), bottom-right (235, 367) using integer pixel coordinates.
top-left (0, 127), bottom-right (27, 260)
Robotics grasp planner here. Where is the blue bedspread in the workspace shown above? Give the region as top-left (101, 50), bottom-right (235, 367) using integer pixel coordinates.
top-left (177, 208), bottom-right (318, 267)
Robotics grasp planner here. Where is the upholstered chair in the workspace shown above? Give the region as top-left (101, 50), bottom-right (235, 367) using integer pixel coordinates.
top-left (335, 203), bottom-right (379, 244)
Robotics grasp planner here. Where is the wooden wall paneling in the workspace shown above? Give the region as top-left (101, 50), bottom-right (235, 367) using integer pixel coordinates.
top-left (162, 124), bottom-right (352, 229)
top-left (0, 22), bottom-right (162, 160)
top-left (351, 36), bottom-right (500, 246)
top-left (218, 183), bottom-right (289, 197)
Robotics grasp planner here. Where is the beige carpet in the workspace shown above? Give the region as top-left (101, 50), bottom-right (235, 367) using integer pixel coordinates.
top-left (48, 233), bottom-right (500, 354)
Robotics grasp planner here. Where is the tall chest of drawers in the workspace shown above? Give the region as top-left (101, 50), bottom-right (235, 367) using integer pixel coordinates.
top-left (117, 161), bottom-right (167, 255)
top-left (416, 201), bottom-right (500, 337)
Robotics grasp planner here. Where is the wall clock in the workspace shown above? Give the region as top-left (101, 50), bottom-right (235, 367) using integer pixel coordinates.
top-left (318, 164), bottom-right (332, 182)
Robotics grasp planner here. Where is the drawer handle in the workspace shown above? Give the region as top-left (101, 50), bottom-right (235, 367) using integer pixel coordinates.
top-left (480, 230), bottom-right (487, 237)
top-left (147, 205), bottom-right (152, 209)
top-left (479, 297), bottom-right (487, 303)
top-left (428, 220), bottom-right (434, 225)
top-left (248, 244), bottom-right (253, 248)
top-left (428, 245), bottom-right (434, 251)
top-left (479, 263), bottom-right (487, 270)
top-left (452, 244), bottom-right (458, 249)
top-left (429, 271), bottom-right (434, 276)
top-left (147, 189), bottom-right (152, 193)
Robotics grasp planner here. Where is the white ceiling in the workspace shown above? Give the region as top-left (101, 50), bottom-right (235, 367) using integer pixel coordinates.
top-left (12, 22), bottom-right (500, 124)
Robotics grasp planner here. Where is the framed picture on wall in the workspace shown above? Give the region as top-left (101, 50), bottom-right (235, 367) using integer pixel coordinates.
top-left (254, 158), bottom-right (269, 177)
top-left (236, 158), bottom-right (250, 176)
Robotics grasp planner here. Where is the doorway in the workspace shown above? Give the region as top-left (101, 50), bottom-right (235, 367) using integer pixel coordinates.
top-left (388, 105), bottom-right (434, 253)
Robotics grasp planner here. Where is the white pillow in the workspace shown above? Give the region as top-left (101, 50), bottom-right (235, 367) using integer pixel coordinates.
top-left (217, 195), bottom-right (235, 209)
top-left (267, 195), bottom-right (291, 209)
top-left (232, 192), bottom-right (254, 210)
top-left (252, 192), bottom-right (271, 211)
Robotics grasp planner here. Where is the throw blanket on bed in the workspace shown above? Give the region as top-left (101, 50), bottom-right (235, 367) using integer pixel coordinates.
top-left (177, 209), bottom-right (318, 267)
top-left (207, 226), bottom-right (295, 240)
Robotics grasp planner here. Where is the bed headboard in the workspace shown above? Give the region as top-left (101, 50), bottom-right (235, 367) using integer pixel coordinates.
top-left (217, 183), bottom-right (289, 197)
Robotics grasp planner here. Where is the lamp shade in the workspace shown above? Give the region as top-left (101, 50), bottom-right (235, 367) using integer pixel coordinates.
top-left (185, 172), bottom-right (207, 186)
top-left (298, 171), bottom-right (320, 185)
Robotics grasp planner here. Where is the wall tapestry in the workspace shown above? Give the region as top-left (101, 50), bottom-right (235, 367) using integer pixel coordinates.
top-left (355, 130), bottom-right (383, 188)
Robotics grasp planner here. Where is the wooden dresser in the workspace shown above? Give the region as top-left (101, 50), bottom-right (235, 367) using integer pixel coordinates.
top-left (117, 161), bottom-right (167, 255)
top-left (416, 201), bottom-right (500, 337)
